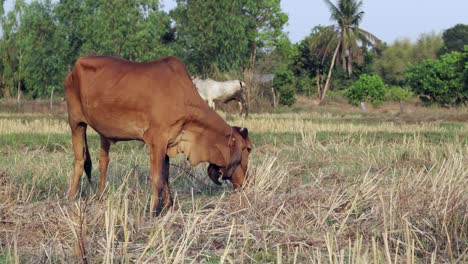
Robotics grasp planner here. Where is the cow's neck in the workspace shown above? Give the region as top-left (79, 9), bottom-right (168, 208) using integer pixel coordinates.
top-left (168, 104), bottom-right (231, 166)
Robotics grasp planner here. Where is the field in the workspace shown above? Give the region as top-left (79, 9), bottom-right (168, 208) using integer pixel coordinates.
top-left (0, 101), bottom-right (467, 263)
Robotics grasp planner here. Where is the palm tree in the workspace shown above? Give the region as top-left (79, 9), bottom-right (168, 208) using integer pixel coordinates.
top-left (313, 0), bottom-right (381, 103)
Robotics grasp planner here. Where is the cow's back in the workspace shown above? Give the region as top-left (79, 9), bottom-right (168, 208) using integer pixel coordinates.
top-left (65, 56), bottom-right (199, 141)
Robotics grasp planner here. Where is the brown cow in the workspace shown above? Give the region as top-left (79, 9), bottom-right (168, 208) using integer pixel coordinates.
top-left (65, 55), bottom-right (252, 215)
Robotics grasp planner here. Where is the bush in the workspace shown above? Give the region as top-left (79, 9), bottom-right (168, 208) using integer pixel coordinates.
top-left (295, 74), bottom-right (315, 96)
top-left (273, 68), bottom-right (296, 106)
top-left (344, 74), bottom-right (387, 107)
top-left (406, 51), bottom-right (467, 106)
top-left (387, 86), bottom-right (412, 102)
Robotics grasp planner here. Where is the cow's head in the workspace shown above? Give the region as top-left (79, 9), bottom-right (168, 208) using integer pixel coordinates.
top-left (208, 126), bottom-right (252, 189)
top-left (239, 81), bottom-right (247, 90)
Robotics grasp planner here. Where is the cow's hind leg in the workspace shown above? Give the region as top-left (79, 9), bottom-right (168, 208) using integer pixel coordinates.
top-left (237, 101), bottom-right (243, 116)
top-left (68, 123), bottom-right (90, 199)
top-left (241, 94), bottom-right (248, 118)
top-left (98, 136), bottom-right (111, 198)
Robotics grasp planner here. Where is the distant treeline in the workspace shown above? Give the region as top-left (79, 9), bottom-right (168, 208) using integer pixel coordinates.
top-left (0, 0), bottom-right (287, 99)
top-left (0, 0), bottom-right (466, 107)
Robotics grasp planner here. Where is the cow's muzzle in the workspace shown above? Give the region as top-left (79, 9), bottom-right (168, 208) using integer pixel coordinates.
top-left (207, 164), bottom-right (232, 185)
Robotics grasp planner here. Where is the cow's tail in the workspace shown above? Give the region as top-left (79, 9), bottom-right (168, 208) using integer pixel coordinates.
top-left (84, 135), bottom-right (92, 183)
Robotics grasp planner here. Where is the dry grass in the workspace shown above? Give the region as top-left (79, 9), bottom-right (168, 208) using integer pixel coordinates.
top-left (2, 113), bottom-right (467, 135)
top-left (0, 104), bottom-right (467, 263)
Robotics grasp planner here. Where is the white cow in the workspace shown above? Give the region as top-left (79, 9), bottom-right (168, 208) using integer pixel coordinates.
top-left (192, 77), bottom-right (248, 117)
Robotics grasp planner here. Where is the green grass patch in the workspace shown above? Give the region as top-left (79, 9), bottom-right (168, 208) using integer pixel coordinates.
top-left (251, 130), bottom-right (468, 146)
top-left (1, 129), bottom-right (466, 153)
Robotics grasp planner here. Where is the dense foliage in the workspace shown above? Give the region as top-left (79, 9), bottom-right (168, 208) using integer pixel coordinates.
top-left (1, 0), bottom-right (175, 98)
top-left (387, 86), bottom-right (412, 102)
top-left (0, 0), bottom-right (286, 99)
top-left (171, 0), bottom-right (286, 75)
top-left (0, 1), bottom-right (466, 109)
top-left (272, 67), bottom-right (296, 106)
top-left (171, 0), bottom-right (249, 75)
top-left (309, 0), bottom-right (381, 102)
top-left (439, 24), bottom-right (468, 55)
top-left (407, 50), bottom-right (467, 106)
top-left (373, 33), bottom-right (443, 86)
top-left (344, 74), bottom-right (387, 106)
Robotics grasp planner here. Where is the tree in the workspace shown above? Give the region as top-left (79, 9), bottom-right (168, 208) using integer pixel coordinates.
top-left (54, 0), bottom-right (87, 68)
top-left (387, 86), bottom-right (412, 112)
top-left (373, 33), bottom-right (443, 86)
top-left (79, 0), bottom-right (174, 61)
top-left (0, 0), bottom-right (26, 101)
top-left (246, 1), bottom-right (287, 52)
top-left (439, 24), bottom-right (468, 55)
top-left (171, 0), bottom-right (250, 75)
top-left (256, 34), bottom-right (297, 74)
top-left (0, 0), bottom-right (175, 100)
top-left (273, 67), bottom-right (296, 106)
top-left (312, 0), bottom-right (381, 103)
top-left (373, 39), bottom-right (414, 85)
top-left (243, 0), bottom-right (288, 107)
top-left (464, 46), bottom-right (468, 87)
top-left (20, 0), bottom-right (68, 98)
top-left (412, 32), bottom-right (443, 61)
top-left (293, 26), bottom-right (330, 98)
top-left (344, 74), bottom-right (386, 111)
top-left (407, 51), bottom-right (466, 106)
top-left (0, 0), bottom-right (5, 96)
top-left (0, 0), bottom-right (4, 16)
top-left (171, 0), bottom-right (288, 77)
top-left (243, 0), bottom-right (287, 70)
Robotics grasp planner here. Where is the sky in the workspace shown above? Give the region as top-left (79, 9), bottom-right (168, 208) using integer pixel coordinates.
top-left (281, 0), bottom-right (468, 44)
top-left (4, 0), bottom-right (468, 44)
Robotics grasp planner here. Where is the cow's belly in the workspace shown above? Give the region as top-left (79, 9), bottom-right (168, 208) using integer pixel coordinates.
top-left (215, 95), bottom-right (231, 102)
top-left (85, 110), bottom-right (148, 140)
top-left (80, 88), bottom-right (151, 140)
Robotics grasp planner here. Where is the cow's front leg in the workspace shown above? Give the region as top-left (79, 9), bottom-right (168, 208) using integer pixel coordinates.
top-left (148, 140), bottom-right (169, 217)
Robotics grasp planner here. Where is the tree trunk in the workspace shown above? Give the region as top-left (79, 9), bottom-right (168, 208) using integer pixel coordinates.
top-left (316, 69), bottom-right (322, 99)
top-left (360, 102), bottom-right (368, 113)
top-left (17, 49), bottom-right (22, 104)
top-left (320, 41), bottom-right (341, 104)
top-left (399, 100), bottom-right (404, 113)
top-left (271, 87), bottom-right (277, 108)
top-left (50, 87), bottom-right (54, 112)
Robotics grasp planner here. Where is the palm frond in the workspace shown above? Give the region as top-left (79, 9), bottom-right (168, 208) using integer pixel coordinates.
top-left (323, 0), bottom-right (343, 23)
top-left (308, 25), bottom-right (338, 60)
top-left (351, 10), bottom-right (364, 25)
top-left (348, 29), bottom-right (363, 64)
top-left (317, 0), bottom-right (381, 76)
top-left (320, 33), bottom-right (339, 60)
top-left (358, 28), bottom-right (382, 47)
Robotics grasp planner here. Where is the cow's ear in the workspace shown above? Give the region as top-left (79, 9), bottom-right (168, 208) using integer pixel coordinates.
top-left (239, 127), bottom-right (249, 139)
